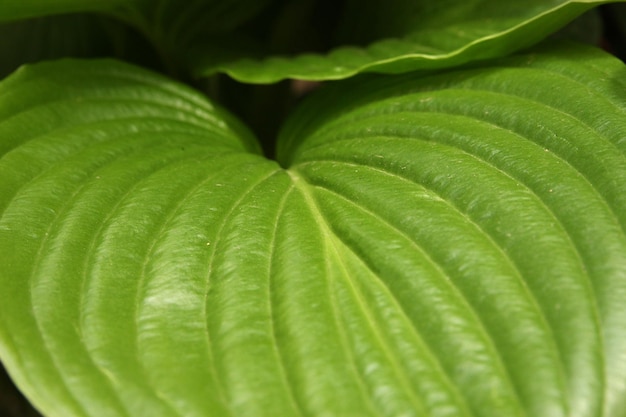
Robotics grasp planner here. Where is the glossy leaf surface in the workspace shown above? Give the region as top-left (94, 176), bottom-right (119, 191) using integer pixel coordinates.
top-left (1, 44), bottom-right (626, 417)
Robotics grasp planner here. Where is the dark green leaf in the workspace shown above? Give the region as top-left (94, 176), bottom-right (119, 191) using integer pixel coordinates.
top-left (189, 0), bottom-right (622, 83)
top-left (2, 1), bottom-right (622, 83)
top-left (0, 0), bottom-right (274, 78)
top-left (0, 0), bottom-right (125, 21)
top-left (0, 13), bottom-right (160, 80)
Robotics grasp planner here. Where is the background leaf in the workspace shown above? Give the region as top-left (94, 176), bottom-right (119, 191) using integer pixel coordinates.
top-left (1, 1), bottom-right (622, 83)
top-left (0, 13), bottom-right (161, 80)
top-left (1, 44), bottom-right (626, 417)
top-left (0, 0), bottom-right (274, 78)
top-left (188, 0), bottom-right (621, 83)
top-left (0, 0), bottom-right (126, 21)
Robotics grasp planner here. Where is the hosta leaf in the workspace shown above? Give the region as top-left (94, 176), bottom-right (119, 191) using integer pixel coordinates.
top-left (0, 1), bottom-right (132, 22)
top-left (1, 0), bottom-right (623, 84)
top-left (189, 0), bottom-right (621, 83)
top-left (0, 0), bottom-right (270, 28)
top-left (0, 0), bottom-right (275, 78)
top-left (1, 43), bottom-right (626, 417)
top-left (0, 13), bottom-right (160, 80)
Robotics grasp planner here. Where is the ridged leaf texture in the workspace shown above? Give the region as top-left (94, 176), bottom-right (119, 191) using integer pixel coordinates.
top-left (1, 44), bottom-right (626, 417)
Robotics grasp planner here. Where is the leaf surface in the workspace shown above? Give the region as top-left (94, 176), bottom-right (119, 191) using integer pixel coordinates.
top-left (1, 44), bottom-right (626, 417)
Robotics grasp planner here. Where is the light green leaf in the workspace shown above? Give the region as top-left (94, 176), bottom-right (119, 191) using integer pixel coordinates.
top-left (1, 44), bottom-right (626, 417)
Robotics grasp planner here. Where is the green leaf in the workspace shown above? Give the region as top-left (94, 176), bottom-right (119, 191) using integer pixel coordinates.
top-left (1, 44), bottom-right (626, 417)
top-left (0, 0), bottom-right (274, 78)
top-left (0, 13), bottom-right (160, 80)
top-left (0, 0), bottom-right (271, 28)
top-left (2, 0), bottom-right (622, 84)
top-left (0, 0), bottom-right (126, 22)
top-left (189, 0), bottom-right (622, 83)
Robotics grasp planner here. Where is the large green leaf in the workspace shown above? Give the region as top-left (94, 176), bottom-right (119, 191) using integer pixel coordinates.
top-left (1, 44), bottom-right (626, 417)
top-left (1, 0), bottom-right (623, 83)
top-left (189, 0), bottom-right (621, 83)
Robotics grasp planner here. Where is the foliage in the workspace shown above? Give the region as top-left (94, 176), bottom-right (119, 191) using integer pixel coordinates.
top-left (1, 1), bottom-right (626, 417)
